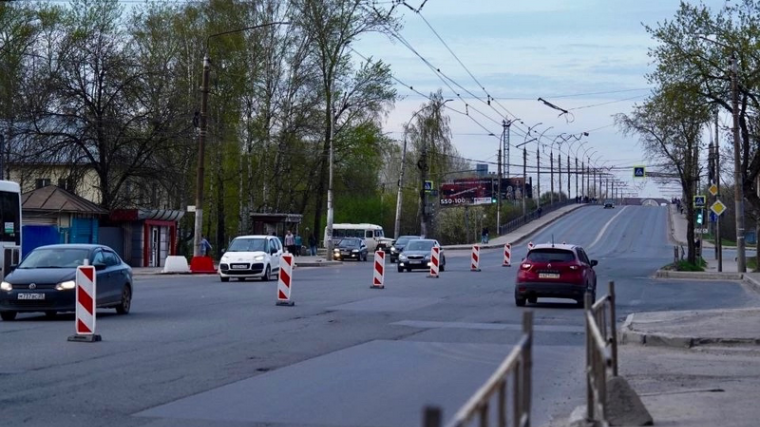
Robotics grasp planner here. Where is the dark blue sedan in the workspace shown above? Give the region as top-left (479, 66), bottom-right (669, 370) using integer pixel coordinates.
top-left (0, 244), bottom-right (133, 321)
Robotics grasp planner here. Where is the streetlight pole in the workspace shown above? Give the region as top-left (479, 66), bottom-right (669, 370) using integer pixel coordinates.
top-left (394, 105), bottom-right (433, 239)
top-left (730, 54), bottom-right (746, 272)
top-left (193, 22), bottom-right (289, 259)
top-left (535, 126), bottom-right (554, 207)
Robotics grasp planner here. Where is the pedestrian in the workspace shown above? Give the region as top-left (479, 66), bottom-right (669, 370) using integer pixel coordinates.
top-left (284, 230), bottom-right (296, 254)
top-left (308, 234), bottom-right (317, 256)
top-left (294, 233), bottom-right (302, 256)
top-left (200, 235), bottom-right (212, 257)
top-left (481, 227), bottom-right (489, 244)
top-left (537, 206), bottom-right (543, 218)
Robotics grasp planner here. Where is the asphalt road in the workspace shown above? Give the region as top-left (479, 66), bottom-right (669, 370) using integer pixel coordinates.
top-left (2, 205), bottom-right (758, 427)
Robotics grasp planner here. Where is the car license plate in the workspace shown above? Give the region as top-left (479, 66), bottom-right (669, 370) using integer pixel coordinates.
top-left (18, 293), bottom-right (45, 300)
top-left (410, 260), bottom-right (422, 264)
top-left (231, 265), bottom-right (247, 269)
top-left (538, 273), bottom-right (560, 279)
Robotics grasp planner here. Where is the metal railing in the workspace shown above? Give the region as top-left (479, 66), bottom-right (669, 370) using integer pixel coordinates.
top-left (423, 311), bottom-right (534, 427)
top-left (498, 198), bottom-right (578, 236)
top-left (584, 282), bottom-right (618, 426)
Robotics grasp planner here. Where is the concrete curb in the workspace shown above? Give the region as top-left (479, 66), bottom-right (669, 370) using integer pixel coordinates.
top-left (743, 274), bottom-right (760, 293)
top-left (620, 312), bottom-right (760, 348)
top-left (654, 270), bottom-right (743, 281)
top-left (294, 261), bottom-right (343, 267)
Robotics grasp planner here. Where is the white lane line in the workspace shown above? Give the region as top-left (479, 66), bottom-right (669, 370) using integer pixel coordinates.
top-left (588, 206), bottom-right (628, 250)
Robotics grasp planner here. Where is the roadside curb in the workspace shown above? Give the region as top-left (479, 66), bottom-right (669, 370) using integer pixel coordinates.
top-left (442, 205), bottom-right (588, 251)
top-left (654, 270), bottom-right (743, 280)
top-left (294, 261), bottom-right (343, 267)
top-left (620, 313), bottom-right (760, 348)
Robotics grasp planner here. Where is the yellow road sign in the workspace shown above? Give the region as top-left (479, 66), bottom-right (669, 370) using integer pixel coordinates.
top-left (708, 184), bottom-right (718, 196)
top-left (710, 200), bottom-right (727, 216)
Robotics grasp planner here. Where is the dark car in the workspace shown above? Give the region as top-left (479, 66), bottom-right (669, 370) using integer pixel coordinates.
top-left (603, 199), bottom-right (615, 209)
top-left (0, 244), bottom-right (133, 321)
top-left (397, 239), bottom-right (446, 272)
top-left (332, 238), bottom-right (368, 261)
top-left (389, 235), bottom-right (422, 263)
top-left (515, 243), bottom-right (597, 307)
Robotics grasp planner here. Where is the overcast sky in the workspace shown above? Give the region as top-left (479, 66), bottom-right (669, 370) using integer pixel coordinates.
top-left (353, 0), bottom-right (729, 198)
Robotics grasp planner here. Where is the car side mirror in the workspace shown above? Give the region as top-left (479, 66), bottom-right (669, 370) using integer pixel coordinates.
top-left (221, 248), bottom-right (226, 254)
top-left (271, 248), bottom-right (278, 255)
top-left (590, 260), bottom-right (598, 267)
top-left (94, 263), bottom-right (107, 271)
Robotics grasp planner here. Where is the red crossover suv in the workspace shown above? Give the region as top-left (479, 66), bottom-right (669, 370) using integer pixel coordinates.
top-left (515, 243), bottom-right (598, 307)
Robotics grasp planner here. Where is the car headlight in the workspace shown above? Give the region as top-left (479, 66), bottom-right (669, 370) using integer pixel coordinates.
top-left (0, 281), bottom-right (11, 291)
top-left (334, 248), bottom-right (340, 252)
top-left (55, 280), bottom-right (76, 291)
top-left (352, 249), bottom-right (359, 253)
top-left (399, 254), bottom-right (408, 261)
top-left (390, 247), bottom-right (397, 253)
top-left (253, 255), bottom-right (265, 261)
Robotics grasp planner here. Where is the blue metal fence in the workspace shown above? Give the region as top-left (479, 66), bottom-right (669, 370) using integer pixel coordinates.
top-left (498, 199), bottom-right (580, 236)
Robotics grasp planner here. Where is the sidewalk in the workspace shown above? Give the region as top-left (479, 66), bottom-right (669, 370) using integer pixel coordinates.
top-left (443, 203), bottom-right (588, 250)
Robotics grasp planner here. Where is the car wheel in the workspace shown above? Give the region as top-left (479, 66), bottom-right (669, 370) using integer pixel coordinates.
top-left (515, 298), bottom-right (526, 307)
top-left (220, 276), bottom-right (230, 282)
top-left (116, 285), bottom-right (132, 315)
top-left (406, 268), bottom-right (412, 272)
top-left (44, 311), bottom-right (57, 319)
top-left (1, 311), bottom-right (16, 321)
top-left (390, 258), bottom-right (396, 264)
top-left (528, 296), bottom-right (537, 304)
top-left (261, 265), bottom-right (271, 282)
top-left (398, 266), bottom-right (403, 273)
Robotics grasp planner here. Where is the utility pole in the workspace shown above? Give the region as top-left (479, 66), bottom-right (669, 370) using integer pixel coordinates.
top-left (581, 161), bottom-right (585, 200)
top-left (587, 162), bottom-right (591, 200)
top-left (558, 149), bottom-right (563, 202)
top-left (393, 132), bottom-right (409, 239)
top-left (420, 129), bottom-right (429, 237)
top-left (522, 147), bottom-right (527, 216)
top-left (567, 155), bottom-right (570, 200)
top-left (730, 55), bottom-right (746, 273)
top-left (497, 147), bottom-right (502, 232)
top-left (575, 157), bottom-right (579, 200)
top-left (549, 151), bottom-right (554, 204)
top-left (536, 147), bottom-right (540, 208)
top-left (504, 120), bottom-right (512, 178)
top-left (326, 103), bottom-right (336, 260)
top-left (715, 109), bottom-right (723, 272)
top-left (193, 55), bottom-right (210, 257)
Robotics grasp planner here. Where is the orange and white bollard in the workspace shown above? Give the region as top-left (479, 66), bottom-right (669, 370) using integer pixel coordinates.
top-left (428, 246), bottom-right (440, 278)
top-left (276, 253), bottom-right (295, 306)
top-left (470, 244), bottom-right (481, 272)
top-left (68, 264), bottom-right (101, 342)
top-left (502, 243), bottom-right (512, 267)
top-left (371, 250), bottom-right (385, 289)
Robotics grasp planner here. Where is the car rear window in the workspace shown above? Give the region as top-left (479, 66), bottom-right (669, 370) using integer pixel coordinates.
top-left (527, 249), bottom-right (575, 263)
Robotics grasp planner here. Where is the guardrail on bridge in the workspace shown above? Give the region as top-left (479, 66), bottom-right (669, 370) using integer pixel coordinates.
top-left (584, 281), bottom-right (618, 426)
top-left (422, 311), bottom-right (534, 427)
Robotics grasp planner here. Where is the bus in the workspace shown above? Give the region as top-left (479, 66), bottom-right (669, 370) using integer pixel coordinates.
top-left (0, 181), bottom-right (21, 280)
top-left (324, 223), bottom-right (393, 252)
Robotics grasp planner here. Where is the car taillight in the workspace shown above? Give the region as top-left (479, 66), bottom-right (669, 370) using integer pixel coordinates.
top-left (521, 263), bottom-right (532, 270)
top-left (569, 265), bottom-right (579, 270)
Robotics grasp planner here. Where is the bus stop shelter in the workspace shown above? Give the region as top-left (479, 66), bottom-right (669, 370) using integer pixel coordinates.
top-left (249, 213), bottom-right (303, 238)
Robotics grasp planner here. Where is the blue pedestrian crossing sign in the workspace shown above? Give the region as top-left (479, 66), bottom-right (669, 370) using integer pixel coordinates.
top-left (423, 180), bottom-right (434, 192)
top-left (633, 166), bottom-right (646, 178)
top-left (693, 195), bottom-right (706, 208)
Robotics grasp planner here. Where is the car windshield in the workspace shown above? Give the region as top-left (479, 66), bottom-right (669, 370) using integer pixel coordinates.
top-left (605, 199), bottom-right (614, 204)
top-left (19, 248), bottom-right (90, 269)
top-left (228, 238), bottom-right (267, 252)
top-left (406, 240), bottom-right (435, 251)
top-left (527, 249), bottom-right (575, 263)
top-left (339, 239), bottom-right (362, 248)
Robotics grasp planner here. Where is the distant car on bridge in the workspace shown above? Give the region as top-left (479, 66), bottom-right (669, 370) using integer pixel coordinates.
top-left (603, 199), bottom-right (615, 209)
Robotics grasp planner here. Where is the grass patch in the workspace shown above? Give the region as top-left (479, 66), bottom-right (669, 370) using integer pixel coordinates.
top-left (749, 258), bottom-right (757, 271)
top-left (662, 258), bottom-right (707, 272)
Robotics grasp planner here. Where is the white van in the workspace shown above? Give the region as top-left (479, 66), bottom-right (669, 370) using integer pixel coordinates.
top-left (324, 223), bottom-right (393, 252)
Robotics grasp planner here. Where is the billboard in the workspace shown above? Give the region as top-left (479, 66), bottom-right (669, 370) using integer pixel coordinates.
top-left (439, 178), bottom-right (532, 206)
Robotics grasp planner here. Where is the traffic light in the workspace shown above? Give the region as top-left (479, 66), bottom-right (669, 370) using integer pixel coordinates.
top-left (491, 196), bottom-right (497, 204)
top-left (697, 210), bottom-right (703, 225)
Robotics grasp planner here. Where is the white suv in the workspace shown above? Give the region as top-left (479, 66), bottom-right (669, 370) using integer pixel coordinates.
top-left (219, 235), bottom-right (283, 282)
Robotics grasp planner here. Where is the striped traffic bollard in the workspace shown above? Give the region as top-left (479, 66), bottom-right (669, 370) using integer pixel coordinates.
top-left (427, 246), bottom-right (440, 278)
top-left (503, 243), bottom-right (512, 267)
top-left (68, 264), bottom-right (101, 342)
top-left (470, 244), bottom-right (481, 272)
top-left (276, 253), bottom-right (295, 306)
top-left (371, 250), bottom-right (385, 289)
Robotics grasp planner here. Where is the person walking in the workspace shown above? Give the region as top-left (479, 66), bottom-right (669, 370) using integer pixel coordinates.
top-left (294, 233), bottom-right (302, 256)
top-left (200, 235), bottom-right (212, 257)
top-left (481, 227), bottom-right (489, 244)
top-left (308, 234), bottom-right (317, 256)
top-left (284, 230), bottom-right (296, 255)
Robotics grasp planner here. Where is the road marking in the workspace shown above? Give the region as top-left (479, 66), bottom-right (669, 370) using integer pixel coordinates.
top-left (392, 320), bottom-right (584, 333)
top-left (588, 206), bottom-right (628, 250)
